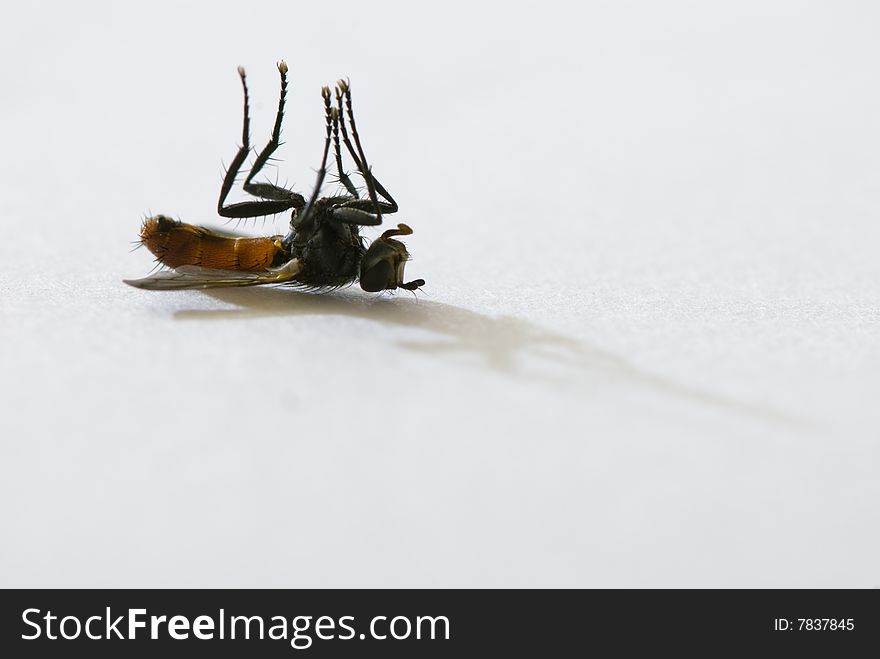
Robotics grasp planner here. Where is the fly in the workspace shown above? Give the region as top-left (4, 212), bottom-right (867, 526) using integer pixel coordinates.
top-left (124, 62), bottom-right (424, 293)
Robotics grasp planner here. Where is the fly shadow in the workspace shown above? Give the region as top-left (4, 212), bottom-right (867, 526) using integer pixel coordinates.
top-left (173, 287), bottom-right (804, 427)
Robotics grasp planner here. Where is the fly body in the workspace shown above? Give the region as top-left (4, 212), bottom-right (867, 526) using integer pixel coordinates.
top-left (125, 62), bottom-right (424, 293)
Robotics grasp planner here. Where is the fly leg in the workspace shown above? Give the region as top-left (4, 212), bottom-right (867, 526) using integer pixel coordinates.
top-left (331, 100), bottom-right (360, 199)
top-left (217, 63), bottom-right (305, 220)
top-left (293, 86), bottom-right (336, 237)
top-left (328, 80), bottom-right (399, 226)
top-left (335, 80), bottom-right (398, 213)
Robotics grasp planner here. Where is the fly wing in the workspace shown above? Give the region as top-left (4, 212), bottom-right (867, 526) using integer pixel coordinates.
top-left (124, 259), bottom-right (302, 291)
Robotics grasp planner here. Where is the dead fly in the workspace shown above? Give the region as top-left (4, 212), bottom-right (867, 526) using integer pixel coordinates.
top-left (124, 62), bottom-right (424, 293)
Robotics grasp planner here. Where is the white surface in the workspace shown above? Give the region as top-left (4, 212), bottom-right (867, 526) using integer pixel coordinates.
top-left (1, 1), bottom-right (879, 587)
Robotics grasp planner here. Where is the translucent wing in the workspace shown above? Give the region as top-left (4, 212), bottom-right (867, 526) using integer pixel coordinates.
top-left (123, 259), bottom-right (302, 291)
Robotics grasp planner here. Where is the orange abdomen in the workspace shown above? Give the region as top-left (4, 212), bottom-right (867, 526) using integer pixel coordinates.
top-left (139, 215), bottom-right (282, 271)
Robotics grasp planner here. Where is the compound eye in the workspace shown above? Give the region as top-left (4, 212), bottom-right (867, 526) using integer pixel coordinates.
top-left (360, 259), bottom-right (395, 292)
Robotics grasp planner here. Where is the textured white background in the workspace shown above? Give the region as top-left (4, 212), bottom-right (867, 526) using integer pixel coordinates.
top-left (1, 1), bottom-right (878, 587)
